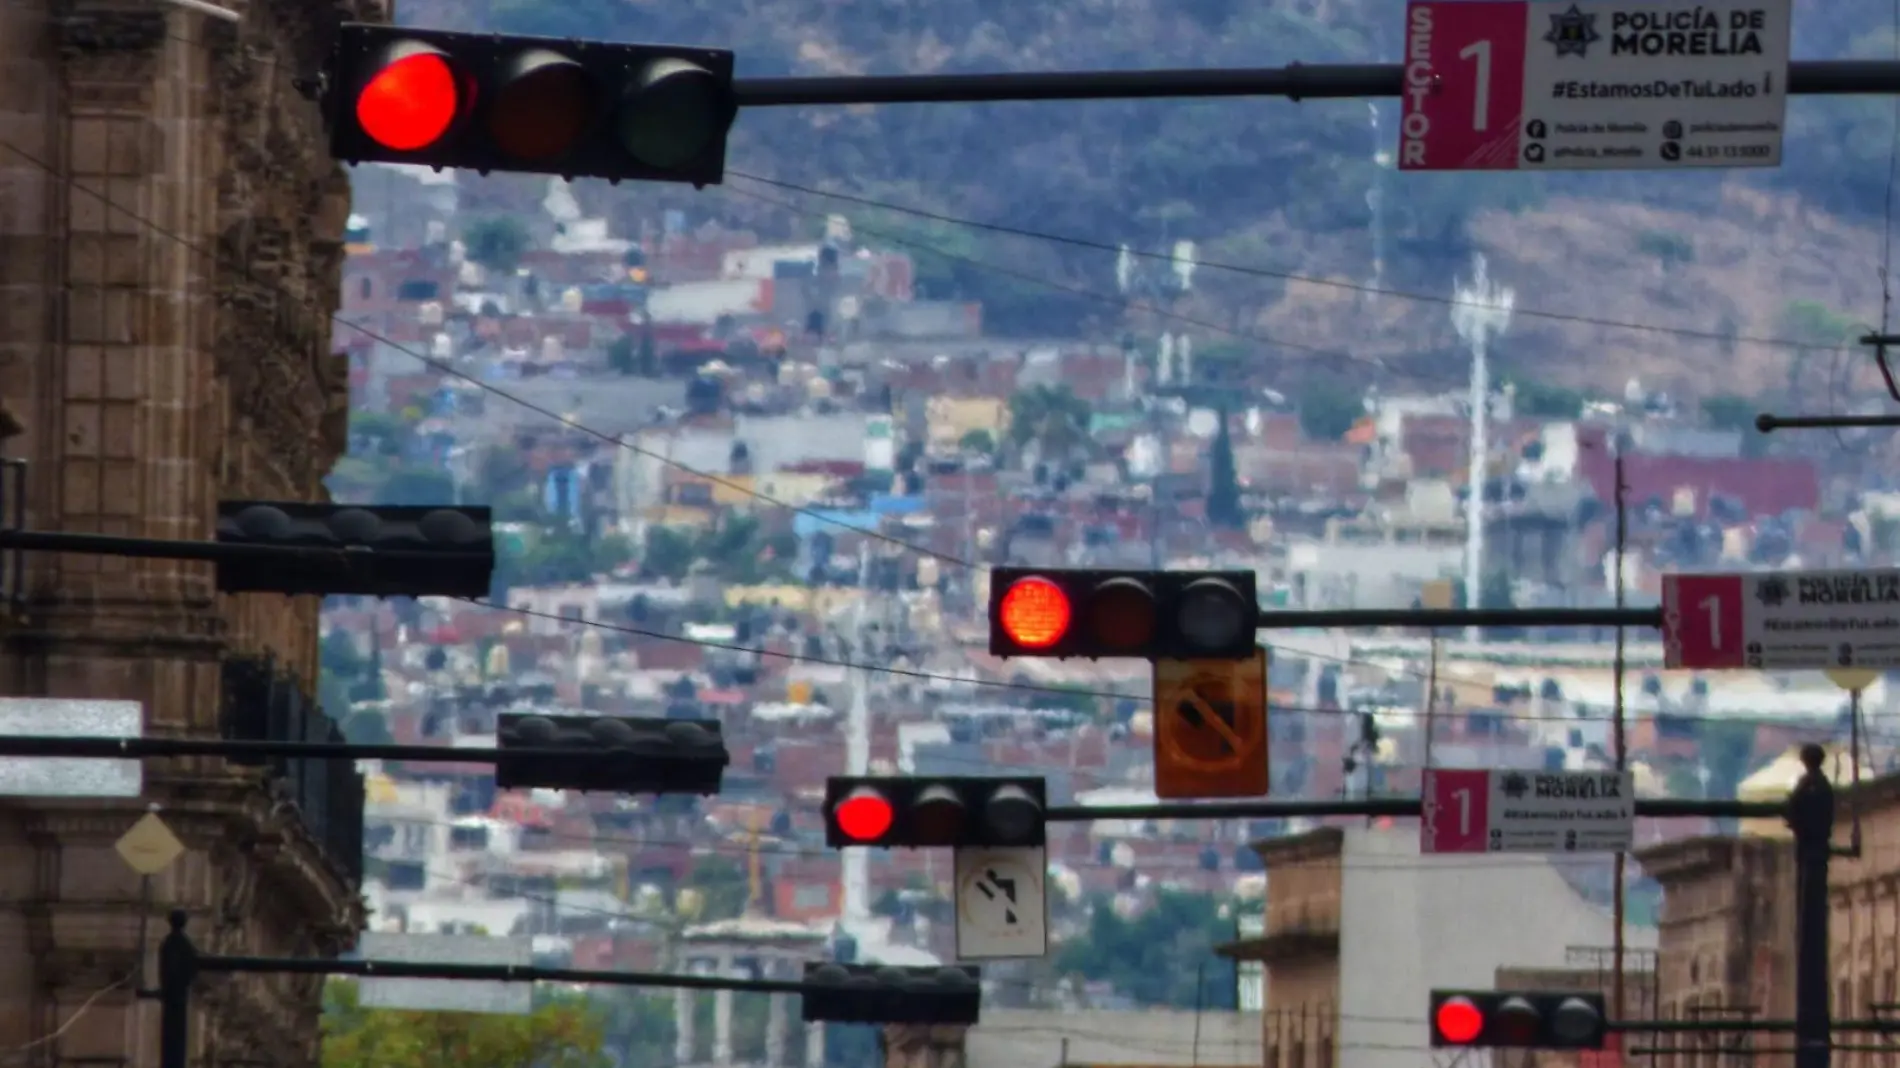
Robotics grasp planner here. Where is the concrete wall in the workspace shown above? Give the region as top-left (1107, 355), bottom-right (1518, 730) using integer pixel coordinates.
top-left (966, 1008), bottom-right (1263, 1068)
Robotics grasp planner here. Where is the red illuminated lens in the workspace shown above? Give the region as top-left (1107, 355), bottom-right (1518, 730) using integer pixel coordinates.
top-left (998, 577), bottom-right (1071, 650)
top-left (834, 788), bottom-right (895, 843)
top-left (1436, 997), bottom-right (1484, 1045)
top-left (489, 50), bottom-right (595, 161)
top-left (357, 48), bottom-right (461, 152)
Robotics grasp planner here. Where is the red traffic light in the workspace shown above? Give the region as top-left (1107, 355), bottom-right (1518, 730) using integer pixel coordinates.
top-left (356, 44), bottom-right (462, 152)
top-left (834, 787), bottom-right (895, 843)
top-left (1435, 997), bottom-right (1484, 1044)
top-left (997, 576), bottom-right (1071, 650)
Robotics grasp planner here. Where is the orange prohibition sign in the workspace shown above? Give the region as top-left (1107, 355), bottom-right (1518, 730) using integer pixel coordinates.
top-left (1151, 649), bottom-right (1269, 800)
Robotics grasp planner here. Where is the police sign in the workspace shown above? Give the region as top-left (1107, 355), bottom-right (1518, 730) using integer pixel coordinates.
top-left (1398, 0), bottom-right (1790, 172)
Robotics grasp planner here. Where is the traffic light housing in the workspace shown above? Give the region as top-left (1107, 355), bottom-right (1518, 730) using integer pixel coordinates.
top-left (323, 24), bottom-right (737, 187)
top-left (1429, 991), bottom-right (1609, 1050)
top-left (216, 502), bottom-right (494, 597)
top-left (823, 776), bottom-right (1046, 849)
top-left (496, 714), bottom-right (729, 795)
top-left (988, 568), bottom-right (1257, 661)
top-left (801, 962), bottom-right (981, 1025)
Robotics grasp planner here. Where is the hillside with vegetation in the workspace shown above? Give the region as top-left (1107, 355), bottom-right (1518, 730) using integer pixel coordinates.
top-left (396, 0), bottom-right (1900, 399)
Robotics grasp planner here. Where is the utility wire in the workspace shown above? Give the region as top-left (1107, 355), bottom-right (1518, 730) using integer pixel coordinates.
top-left (466, 596), bottom-right (1882, 729)
top-left (727, 171), bottom-right (1855, 355)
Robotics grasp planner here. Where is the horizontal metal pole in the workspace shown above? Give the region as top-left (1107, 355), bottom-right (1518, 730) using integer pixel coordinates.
top-left (1616, 1020), bottom-right (1900, 1034)
top-left (1756, 412), bottom-right (1900, 432)
top-left (0, 529), bottom-right (485, 565)
top-left (199, 954), bottom-right (807, 995)
top-left (1046, 796), bottom-right (1783, 822)
top-left (1255, 607), bottom-right (1661, 630)
top-left (733, 59), bottom-right (1900, 108)
top-left (0, 735), bottom-right (725, 765)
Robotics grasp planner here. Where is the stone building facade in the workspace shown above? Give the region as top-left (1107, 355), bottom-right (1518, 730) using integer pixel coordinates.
top-left (0, 0), bottom-right (380, 1063)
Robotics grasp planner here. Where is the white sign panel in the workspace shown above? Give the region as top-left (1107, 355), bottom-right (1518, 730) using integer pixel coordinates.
top-left (1520, 0), bottom-right (1791, 169)
top-left (1487, 770), bottom-right (1636, 853)
top-left (1663, 568), bottom-right (1900, 671)
top-left (0, 699), bottom-right (143, 799)
top-left (356, 933), bottom-right (533, 1015)
top-left (953, 846), bottom-right (1049, 961)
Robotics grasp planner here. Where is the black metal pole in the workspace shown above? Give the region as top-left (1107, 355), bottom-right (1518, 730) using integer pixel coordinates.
top-left (0, 528), bottom-right (487, 567)
top-left (1044, 795), bottom-right (1782, 823)
top-left (732, 58), bottom-right (1900, 108)
top-left (0, 734), bottom-right (727, 765)
top-left (1254, 606), bottom-right (1660, 630)
top-left (1757, 413), bottom-right (1900, 432)
top-left (157, 911), bottom-right (196, 1068)
top-left (1791, 743), bottom-right (1836, 1068)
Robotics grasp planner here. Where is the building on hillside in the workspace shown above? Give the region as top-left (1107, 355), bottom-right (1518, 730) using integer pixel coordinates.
top-left (1219, 825), bottom-right (1656, 1068)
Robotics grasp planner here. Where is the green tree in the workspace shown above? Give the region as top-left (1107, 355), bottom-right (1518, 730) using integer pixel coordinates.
top-left (1006, 385), bottom-right (1091, 459)
top-left (958, 428), bottom-right (996, 454)
top-left (1296, 381), bottom-right (1364, 441)
top-left (1509, 378), bottom-right (1586, 419)
top-left (463, 216), bottom-right (531, 274)
top-left (1052, 891), bottom-right (1238, 1008)
top-left (687, 855), bottom-right (753, 920)
top-left (606, 335), bottom-right (637, 375)
top-left (322, 980), bottom-right (610, 1068)
top-left (1780, 299), bottom-right (1858, 345)
top-left (341, 710), bottom-right (395, 745)
top-left (1206, 410), bottom-right (1243, 529)
top-left (1702, 393), bottom-right (1769, 457)
top-left (642, 527), bottom-right (697, 582)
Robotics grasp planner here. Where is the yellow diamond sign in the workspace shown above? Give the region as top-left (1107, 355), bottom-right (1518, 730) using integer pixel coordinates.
top-left (115, 812), bottom-right (184, 876)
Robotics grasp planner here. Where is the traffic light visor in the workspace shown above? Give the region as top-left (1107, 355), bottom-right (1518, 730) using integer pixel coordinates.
top-left (911, 783), bottom-right (969, 846)
top-left (1551, 997), bottom-right (1604, 1044)
top-left (998, 576), bottom-right (1071, 649)
top-left (356, 43), bottom-right (462, 152)
top-left (1435, 997), bottom-right (1484, 1044)
top-left (1174, 577), bottom-right (1252, 654)
top-left (1087, 576), bottom-right (1157, 652)
top-left (488, 49), bottom-right (595, 161)
top-left (617, 58), bottom-right (729, 170)
top-left (835, 787), bottom-right (895, 842)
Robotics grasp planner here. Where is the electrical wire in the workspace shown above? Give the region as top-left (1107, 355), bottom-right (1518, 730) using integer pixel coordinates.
top-left (0, 972), bottom-right (134, 1060)
top-left (465, 594), bottom-right (1885, 729)
top-left (717, 185), bottom-right (1457, 384)
top-left (725, 170), bottom-right (1854, 356)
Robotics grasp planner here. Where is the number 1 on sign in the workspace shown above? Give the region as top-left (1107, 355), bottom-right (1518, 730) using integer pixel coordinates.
top-left (1458, 39), bottom-right (1492, 132)
top-left (1453, 787), bottom-right (1471, 836)
top-left (1701, 596), bottom-right (1723, 649)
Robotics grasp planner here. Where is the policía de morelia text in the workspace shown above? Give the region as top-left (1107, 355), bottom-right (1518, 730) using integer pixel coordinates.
top-left (1607, 7), bottom-right (1771, 57)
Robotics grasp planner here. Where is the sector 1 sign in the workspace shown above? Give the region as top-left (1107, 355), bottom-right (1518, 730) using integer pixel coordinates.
top-left (1398, 0), bottom-right (1790, 171)
top-left (1663, 568), bottom-right (1900, 671)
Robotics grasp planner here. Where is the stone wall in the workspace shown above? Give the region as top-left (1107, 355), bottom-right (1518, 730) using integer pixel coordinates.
top-left (0, 0), bottom-right (382, 1062)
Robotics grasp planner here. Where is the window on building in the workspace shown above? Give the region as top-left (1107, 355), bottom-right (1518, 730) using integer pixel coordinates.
top-left (448, 825), bottom-right (489, 851)
top-left (358, 276), bottom-right (372, 300)
top-left (396, 279), bottom-right (440, 301)
top-left (793, 884), bottom-right (830, 910)
top-left (383, 860), bottom-right (426, 891)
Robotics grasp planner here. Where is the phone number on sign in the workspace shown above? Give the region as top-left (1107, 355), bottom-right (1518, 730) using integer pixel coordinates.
top-left (1684, 144), bottom-right (1774, 159)
top-left (1498, 808), bottom-right (1631, 822)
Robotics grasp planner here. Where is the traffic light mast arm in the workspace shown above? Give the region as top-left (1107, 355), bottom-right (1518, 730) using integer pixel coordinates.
top-left (0, 734), bottom-right (728, 766)
top-left (0, 528), bottom-right (483, 566)
top-left (1043, 796), bottom-right (1783, 822)
top-left (1253, 606), bottom-right (1661, 630)
top-left (733, 60), bottom-right (1900, 108)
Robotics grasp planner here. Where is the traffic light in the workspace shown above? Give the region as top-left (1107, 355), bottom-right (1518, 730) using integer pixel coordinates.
top-left (987, 568), bottom-right (1257, 660)
top-left (496, 714), bottom-right (729, 794)
top-left (800, 962), bottom-right (982, 1025)
top-left (1429, 991), bottom-right (1609, 1050)
top-left (823, 776), bottom-right (1046, 849)
top-left (323, 24), bottom-right (737, 187)
top-left (216, 502), bottom-right (494, 597)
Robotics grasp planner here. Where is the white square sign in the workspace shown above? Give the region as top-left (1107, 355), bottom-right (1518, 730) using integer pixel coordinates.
top-left (953, 846), bottom-right (1049, 961)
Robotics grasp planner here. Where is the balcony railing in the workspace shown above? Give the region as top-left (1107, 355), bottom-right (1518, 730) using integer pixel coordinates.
top-left (223, 656), bottom-right (364, 887)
